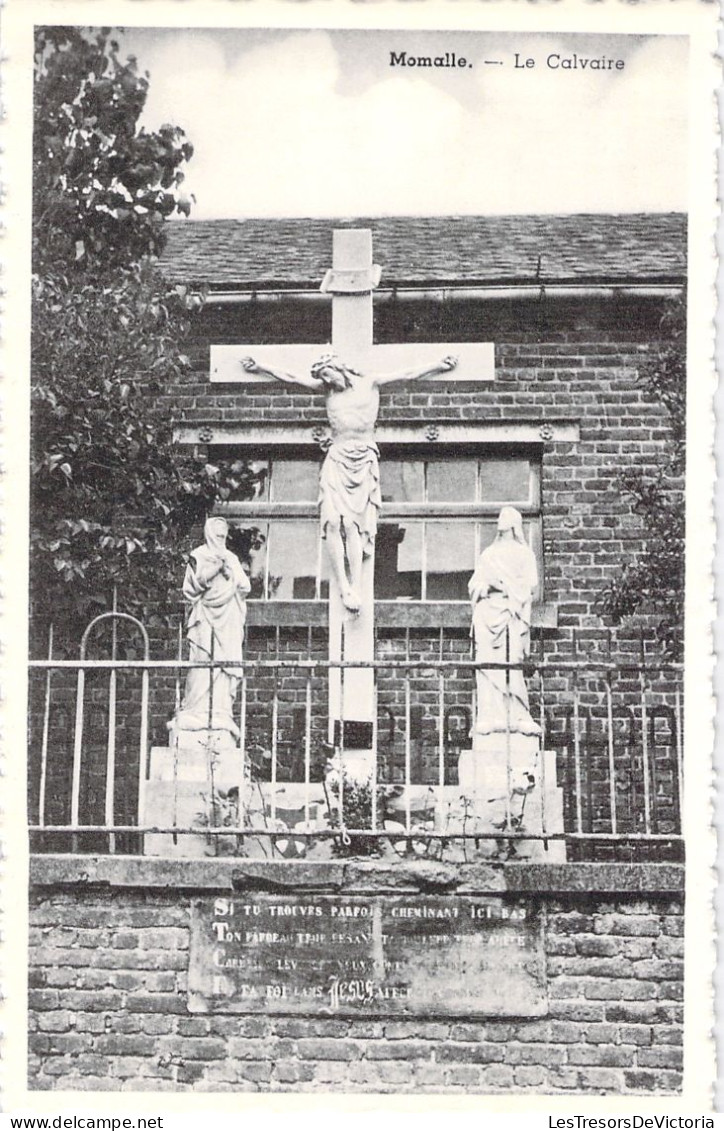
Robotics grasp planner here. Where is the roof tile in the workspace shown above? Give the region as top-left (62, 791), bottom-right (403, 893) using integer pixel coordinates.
top-left (158, 213), bottom-right (686, 287)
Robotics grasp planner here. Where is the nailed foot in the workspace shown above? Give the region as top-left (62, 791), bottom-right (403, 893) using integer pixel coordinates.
top-left (342, 587), bottom-right (362, 615)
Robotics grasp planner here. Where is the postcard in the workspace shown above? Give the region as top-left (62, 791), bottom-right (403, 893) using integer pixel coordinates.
top-left (2, 0), bottom-right (718, 1117)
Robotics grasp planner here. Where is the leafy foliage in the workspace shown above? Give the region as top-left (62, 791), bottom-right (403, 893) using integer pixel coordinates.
top-left (33, 27), bottom-right (192, 275)
top-left (31, 28), bottom-right (260, 635)
top-left (327, 774), bottom-right (385, 856)
top-left (600, 295), bottom-right (686, 660)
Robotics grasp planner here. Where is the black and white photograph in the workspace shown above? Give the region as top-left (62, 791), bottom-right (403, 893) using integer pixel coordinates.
top-left (3, 0), bottom-right (717, 1115)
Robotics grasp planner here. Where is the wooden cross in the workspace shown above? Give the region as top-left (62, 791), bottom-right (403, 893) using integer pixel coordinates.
top-left (211, 229), bottom-right (494, 782)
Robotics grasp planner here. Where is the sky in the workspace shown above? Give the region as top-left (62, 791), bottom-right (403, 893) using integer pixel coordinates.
top-left (121, 27), bottom-right (688, 220)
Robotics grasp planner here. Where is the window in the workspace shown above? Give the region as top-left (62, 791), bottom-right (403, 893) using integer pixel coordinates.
top-left (225, 457), bottom-right (327, 601)
top-left (377, 454), bottom-right (542, 600)
top-left (219, 448), bottom-right (542, 602)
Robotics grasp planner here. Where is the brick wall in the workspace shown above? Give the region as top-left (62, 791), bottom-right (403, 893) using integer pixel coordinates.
top-left (28, 861), bottom-right (684, 1095)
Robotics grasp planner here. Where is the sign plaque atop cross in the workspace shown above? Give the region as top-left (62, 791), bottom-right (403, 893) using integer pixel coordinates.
top-left (211, 229), bottom-right (495, 781)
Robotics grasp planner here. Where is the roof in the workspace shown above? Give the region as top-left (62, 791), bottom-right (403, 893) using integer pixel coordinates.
top-left (158, 213), bottom-right (687, 290)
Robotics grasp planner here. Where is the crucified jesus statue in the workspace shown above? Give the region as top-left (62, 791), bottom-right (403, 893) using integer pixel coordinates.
top-left (241, 352), bottom-right (458, 614)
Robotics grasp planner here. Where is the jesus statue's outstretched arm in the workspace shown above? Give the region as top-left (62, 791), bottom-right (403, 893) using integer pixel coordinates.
top-left (373, 355), bottom-right (458, 387)
top-left (241, 356), bottom-right (324, 391)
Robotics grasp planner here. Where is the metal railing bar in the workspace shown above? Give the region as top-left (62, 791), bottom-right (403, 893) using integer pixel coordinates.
top-left (635, 631), bottom-right (652, 837)
top-left (405, 629), bottom-right (412, 835)
top-left (79, 611), bottom-right (150, 660)
top-left (205, 634), bottom-right (217, 848)
top-left (304, 627), bottom-right (312, 829)
top-left (239, 634), bottom-right (248, 829)
top-left (105, 605), bottom-right (118, 854)
top-left (28, 823), bottom-right (685, 841)
top-left (640, 669), bottom-right (652, 835)
top-left (675, 687), bottom-right (684, 820)
top-left (470, 630), bottom-right (477, 750)
top-left (538, 662), bottom-right (547, 841)
top-left (505, 626), bottom-right (512, 833)
top-left (71, 665), bottom-right (85, 832)
top-left (605, 671), bottom-right (618, 836)
top-left (172, 621), bottom-right (183, 849)
top-left (338, 621), bottom-right (345, 841)
top-left (271, 626), bottom-right (279, 825)
top-left (572, 663), bottom-right (583, 836)
top-left (649, 716), bottom-right (661, 833)
top-left (437, 627), bottom-right (445, 830)
top-left (37, 624), bottom-right (53, 829)
top-left (138, 659), bottom-right (150, 837)
top-left (263, 520), bottom-right (272, 601)
top-left (584, 739), bottom-right (594, 835)
top-left (371, 681), bottom-right (379, 835)
top-left (28, 657), bottom-right (684, 673)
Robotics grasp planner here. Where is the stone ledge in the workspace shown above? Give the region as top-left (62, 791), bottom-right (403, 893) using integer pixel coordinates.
top-left (29, 855), bottom-right (684, 895)
top-left (246, 600), bottom-right (559, 630)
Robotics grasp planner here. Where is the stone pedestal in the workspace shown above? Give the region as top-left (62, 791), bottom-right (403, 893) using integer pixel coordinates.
top-left (454, 732), bottom-right (566, 861)
top-left (459, 732), bottom-right (539, 802)
top-left (143, 737), bottom-right (339, 859)
top-left (143, 730), bottom-right (243, 858)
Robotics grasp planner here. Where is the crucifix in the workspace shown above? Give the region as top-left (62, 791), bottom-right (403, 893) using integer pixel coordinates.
top-left (214, 228), bottom-right (494, 782)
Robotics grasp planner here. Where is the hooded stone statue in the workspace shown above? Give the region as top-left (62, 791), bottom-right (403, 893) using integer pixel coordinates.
top-left (173, 516), bottom-right (251, 739)
top-left (469, 506), bottom-right (541, 737)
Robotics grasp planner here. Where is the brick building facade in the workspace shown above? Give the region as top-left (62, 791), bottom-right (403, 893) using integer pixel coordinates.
top-left (28, 212), bottom-right (689, 1095)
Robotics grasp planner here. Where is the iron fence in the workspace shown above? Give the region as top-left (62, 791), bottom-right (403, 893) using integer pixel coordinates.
top-left (27, 612), bottom-right (684, 862)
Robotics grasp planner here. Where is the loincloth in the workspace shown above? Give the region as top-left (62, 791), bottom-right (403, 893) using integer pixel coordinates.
top-left (319, 440), bottom-right (381, 554)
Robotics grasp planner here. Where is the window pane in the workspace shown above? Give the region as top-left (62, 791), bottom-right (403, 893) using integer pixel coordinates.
top-left (271, 460), bottom-right (319, 502)
top-left (246, 460), bottom-right (270, 501)
top-left (380, 460), bottom-right (424, 503)
top-left (477, 520), bottom-right (499, 555)
top-left (231, 524), bottom-right (268, 600)
top-left (528, 520), bottom-right (544, 593)
top-left (478, 459), bottom-right (531, 503)
top-left (375, 521), bottom-right (422, 599)
top-left (223, 458), bottom-right (269, 501)
top-left (267, 522), bottom-right (319, 599)
top-left (427, 460), bottom-right (477, 502)
top-left (319, 552), bottom-right (331, 602)
top-left (426, 522), bottom-right (476, 600)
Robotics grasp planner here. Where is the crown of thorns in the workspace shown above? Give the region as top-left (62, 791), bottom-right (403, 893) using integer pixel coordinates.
top-left (310, 354), bottom-right (361, 384)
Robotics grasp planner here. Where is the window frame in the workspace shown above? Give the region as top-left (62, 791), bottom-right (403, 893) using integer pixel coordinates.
top-left (216, 442), bottom-right (544, 606)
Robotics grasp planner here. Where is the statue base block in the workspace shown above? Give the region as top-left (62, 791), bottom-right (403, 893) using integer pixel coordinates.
top-left (143, 736), bottom-right (243, 857)
top-left (143, 747), bottom-right (339, 859)
top-left (140, 725), bottom-right (565, 860)
top-left (453, 733), bottom-right (566, 861)
top-left (165, 726), bottom-right (240, 773)
top-left (459, 732), bottom-right (539, 795)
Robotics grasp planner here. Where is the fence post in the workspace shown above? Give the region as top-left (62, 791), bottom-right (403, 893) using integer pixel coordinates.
top-left (38, 624), bottom-right (54, 830)
top-left (572, 630), bottom-right (583, 834)
top-left (504, 624), bottom-right (512, 833)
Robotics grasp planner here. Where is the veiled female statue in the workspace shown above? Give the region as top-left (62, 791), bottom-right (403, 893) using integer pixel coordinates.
top-left (469, 506), bottom-right (541, 738)
top-left (174, 516), bottom-right (251, 739)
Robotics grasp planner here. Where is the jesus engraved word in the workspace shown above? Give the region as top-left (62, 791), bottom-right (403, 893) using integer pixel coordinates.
top-left (241, 353), bottom-right (457, 614)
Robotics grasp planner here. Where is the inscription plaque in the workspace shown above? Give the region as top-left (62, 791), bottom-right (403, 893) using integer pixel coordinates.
top-left (333, 719), bottom-right (375, 749)
top-left (188, 895), bottom-right (547, 1017)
